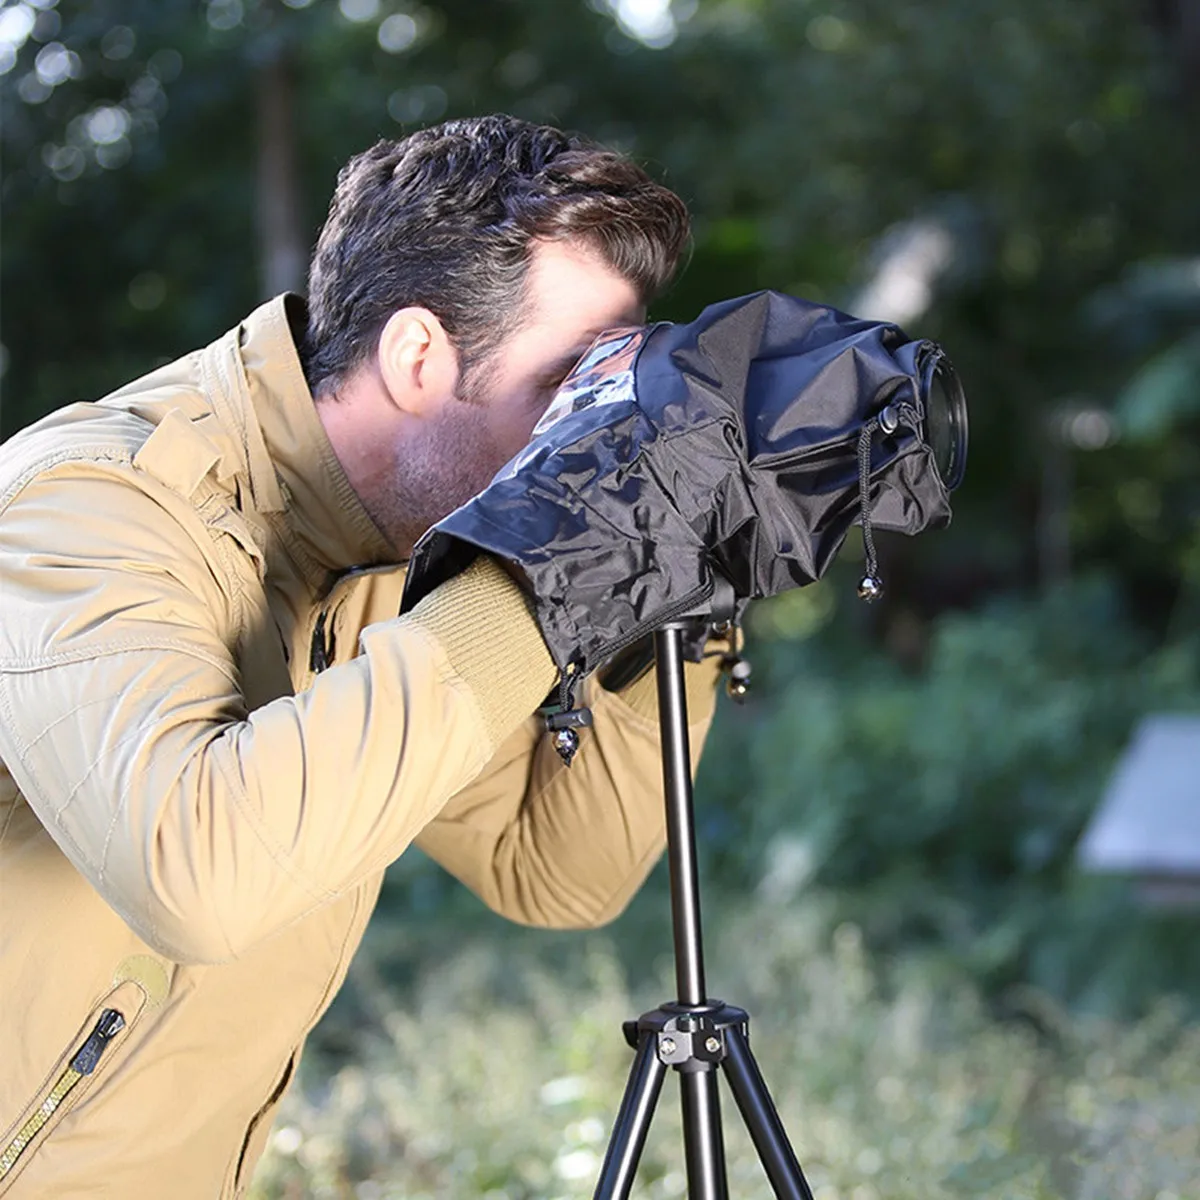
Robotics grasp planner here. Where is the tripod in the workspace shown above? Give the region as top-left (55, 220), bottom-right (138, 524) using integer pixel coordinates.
top-left (593, 623), bottom-right (815, 1200)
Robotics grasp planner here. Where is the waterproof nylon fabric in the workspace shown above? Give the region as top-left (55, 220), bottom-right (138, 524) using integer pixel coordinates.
top-left (402, 290), bottom-right (955, 678)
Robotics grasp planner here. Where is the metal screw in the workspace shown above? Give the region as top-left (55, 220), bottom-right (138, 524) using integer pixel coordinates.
top-left (660, 1037), bottom-right (677, 1056)
top-left (705, 1037), bottom-right (721, 1054)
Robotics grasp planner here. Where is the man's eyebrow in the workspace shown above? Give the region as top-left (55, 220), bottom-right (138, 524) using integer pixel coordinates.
top-left (542, 347), bottom-right (592, 383)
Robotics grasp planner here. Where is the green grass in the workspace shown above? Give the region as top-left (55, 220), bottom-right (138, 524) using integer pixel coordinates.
top-left (249, 897), bottom-right (1199, 1199)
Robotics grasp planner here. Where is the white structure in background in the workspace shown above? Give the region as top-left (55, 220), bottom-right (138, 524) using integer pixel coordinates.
top-left (1078, 714), bottom-right (1200, 907)
top-left (850, 218), bottom-right (956, 328)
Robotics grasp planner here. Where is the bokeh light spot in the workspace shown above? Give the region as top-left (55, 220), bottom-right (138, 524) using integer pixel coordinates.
top-left (378, 12), bottom-right (417, 53)
top-left (339, 0), bottom-right (380, 23)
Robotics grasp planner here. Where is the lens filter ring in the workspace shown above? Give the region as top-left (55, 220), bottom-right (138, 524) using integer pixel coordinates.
top-left (919, 349), bottom-right (968, 492)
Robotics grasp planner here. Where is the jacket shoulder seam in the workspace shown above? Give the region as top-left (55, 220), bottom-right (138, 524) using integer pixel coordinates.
top-left (0, 445), bottom-right (134, 515)
top-left (0, 636), bottom-right (240, 683)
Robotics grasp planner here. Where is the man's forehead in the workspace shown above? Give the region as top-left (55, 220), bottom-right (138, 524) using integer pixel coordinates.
top-left (522, 239), bottom-right (644, 326)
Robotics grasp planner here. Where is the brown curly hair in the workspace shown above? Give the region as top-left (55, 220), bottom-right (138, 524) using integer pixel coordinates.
top-left (302, 115), bottom-right (690, 398)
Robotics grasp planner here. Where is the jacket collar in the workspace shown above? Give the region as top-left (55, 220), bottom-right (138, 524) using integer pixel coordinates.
top-left (219, 294), bottom-right (396, 593)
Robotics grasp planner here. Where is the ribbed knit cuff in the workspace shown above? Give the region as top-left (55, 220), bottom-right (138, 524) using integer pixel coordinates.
top-left (615, 654), bottom-right (723, 724)
top-left (405, 556), bottom-right (557, 751)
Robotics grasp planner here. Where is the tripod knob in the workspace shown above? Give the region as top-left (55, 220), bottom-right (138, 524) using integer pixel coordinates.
top-left (723, 656), bottom-right (751, 702)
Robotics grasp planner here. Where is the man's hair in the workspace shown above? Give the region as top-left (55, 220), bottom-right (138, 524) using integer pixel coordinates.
top-left (302, 115), bottom-right (690, 397)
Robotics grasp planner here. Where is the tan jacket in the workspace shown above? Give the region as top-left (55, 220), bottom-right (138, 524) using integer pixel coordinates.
top-left (0, 297), bottom-right (718, 1197)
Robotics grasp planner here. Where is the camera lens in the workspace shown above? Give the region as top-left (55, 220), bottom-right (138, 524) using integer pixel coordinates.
top-left (921, 353), bottom-right (968, 491)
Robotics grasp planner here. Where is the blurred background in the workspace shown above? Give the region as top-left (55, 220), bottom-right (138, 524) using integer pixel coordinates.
top-left (3, 0), bottom-right (1200, 1195)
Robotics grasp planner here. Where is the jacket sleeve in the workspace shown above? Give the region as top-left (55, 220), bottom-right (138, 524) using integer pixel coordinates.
top-left (414, 657), bottom-right (721, 929)
top-left (0, 464), bottom-right (556, 965)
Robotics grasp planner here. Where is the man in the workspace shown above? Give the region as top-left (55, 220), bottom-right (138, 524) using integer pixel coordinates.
top-left (0, 116), bottom-right (723, 1197)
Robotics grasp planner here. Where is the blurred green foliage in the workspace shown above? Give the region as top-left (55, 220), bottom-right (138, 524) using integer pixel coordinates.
top-left (4, 0), bottom-right (1200, 1020)
top-left (5, 0), bottom-right (1200, 598)
top-left (247, 900), bottom-right (1200, 1197)
top-left (698, 573), bottom-right (1200, 1015)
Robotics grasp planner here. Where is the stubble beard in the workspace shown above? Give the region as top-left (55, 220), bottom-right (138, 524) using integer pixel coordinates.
top-left (372, 382), bottom-right (502, 561)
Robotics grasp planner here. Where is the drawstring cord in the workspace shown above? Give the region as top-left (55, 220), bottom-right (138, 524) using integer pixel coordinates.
top-left (856, 415), bottom-right (883, 600)
top-left (557, 665), bottom-right (578, 713)
top-left (546, 664), bottom-right (592, 766)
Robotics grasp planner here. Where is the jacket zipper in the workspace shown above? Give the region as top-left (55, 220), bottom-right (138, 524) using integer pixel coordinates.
top-left (0, 1009), bottom-right (126, 1181)
top-left (308, 562), bottom-right (409, 676)
top-left (309, 607), bottom-right (332, 673)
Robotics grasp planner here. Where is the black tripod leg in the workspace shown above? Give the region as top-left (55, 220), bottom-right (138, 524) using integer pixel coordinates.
top-left (680, 1069), bottom-right (729, 1200)
top-left (722, 1026), bottom-right (814, 1200)
top-left (594, 1034), bottom-right (668, 1200)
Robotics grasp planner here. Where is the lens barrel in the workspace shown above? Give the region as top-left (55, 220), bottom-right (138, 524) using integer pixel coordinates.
top-left (919, 350), bottom-right (968, 492)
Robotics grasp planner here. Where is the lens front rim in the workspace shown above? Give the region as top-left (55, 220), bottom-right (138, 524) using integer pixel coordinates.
top-left (920, 351), bottom-right (968, 492)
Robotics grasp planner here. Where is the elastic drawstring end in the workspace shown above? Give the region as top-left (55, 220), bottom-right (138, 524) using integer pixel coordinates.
top-left (545, 663), bottom-right (592, 765)
top-left (856, 416), bottom-right (884, 601)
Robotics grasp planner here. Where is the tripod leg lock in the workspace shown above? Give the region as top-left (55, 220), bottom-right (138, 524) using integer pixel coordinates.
top-left (624, 1003), bottom-right (750, 1074)
top-left (657, 1019), bottom-right (722, 1074)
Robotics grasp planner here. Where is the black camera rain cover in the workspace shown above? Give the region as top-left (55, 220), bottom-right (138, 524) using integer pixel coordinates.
top-left (402, 290), bottom-right (954, 673)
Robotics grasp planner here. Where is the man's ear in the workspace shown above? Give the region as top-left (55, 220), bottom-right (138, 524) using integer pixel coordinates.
top-left (377, 307), bottom-right (461, 416)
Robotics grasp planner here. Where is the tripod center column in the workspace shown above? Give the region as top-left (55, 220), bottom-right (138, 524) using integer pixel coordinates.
top-left (654, 625), bottom-right (709, 1008)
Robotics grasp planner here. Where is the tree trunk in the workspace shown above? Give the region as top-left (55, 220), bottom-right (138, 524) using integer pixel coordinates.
top-left (1148, 0), bottom-right (1200, 109)
top-left (257, 44), bottom-right (306, 298)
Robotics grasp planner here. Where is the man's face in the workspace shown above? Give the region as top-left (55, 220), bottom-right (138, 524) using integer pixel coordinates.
top-left (387, 239), bottom-right (645, 554)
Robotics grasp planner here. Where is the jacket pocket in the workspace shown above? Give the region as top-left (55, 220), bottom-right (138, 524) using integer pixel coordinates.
top-left (0, 978), bottom-right (146, 1194)
top-left (230, 1051), bottom-right (297, 1197)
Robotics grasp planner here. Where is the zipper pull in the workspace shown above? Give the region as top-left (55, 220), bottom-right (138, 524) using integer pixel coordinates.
top-left (70, 1009), bottom-right (126, 1076)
